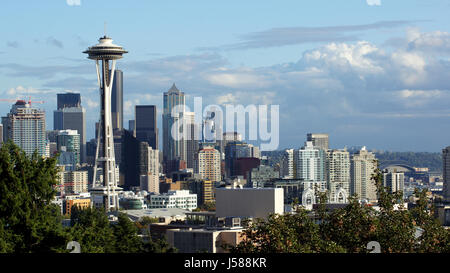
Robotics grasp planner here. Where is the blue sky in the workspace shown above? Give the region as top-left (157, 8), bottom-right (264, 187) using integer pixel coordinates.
top-left (1, 0), bottom-right (450, 152)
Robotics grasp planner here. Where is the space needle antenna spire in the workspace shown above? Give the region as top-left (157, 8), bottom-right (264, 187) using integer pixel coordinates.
top-left (83, 33), bottom-right (128, 211)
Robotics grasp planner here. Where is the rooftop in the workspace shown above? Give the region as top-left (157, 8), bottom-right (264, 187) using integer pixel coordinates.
top-left (122, 208), bottom-right (190, 220)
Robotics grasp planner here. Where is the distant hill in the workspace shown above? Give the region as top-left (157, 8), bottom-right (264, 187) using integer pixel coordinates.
top-left (262, 150), bottom-right (443, 173)
top-left (374, 151), bottom-right (442, 172)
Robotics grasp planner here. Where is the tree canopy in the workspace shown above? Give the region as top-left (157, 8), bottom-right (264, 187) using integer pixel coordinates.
top-left (0, 141), bottom-right (174, 253)
top-left (231, 169), bottom-right (450, 253)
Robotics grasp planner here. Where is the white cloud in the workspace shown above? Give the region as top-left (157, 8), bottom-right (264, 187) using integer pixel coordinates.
top-left (85, 98), bottom-right (99, 109)
top-left (216, 93), bottom-right (237, 105)
top-left (393, 89), bottom-right (447, 108)
top-left (205, 72), bottom-right (269, 89)
top-left (390, 51), bottom-right (427, 86)
top-left (4, 86), bottom-right (53, 96)
top-left (366, 0), bottom-right (381, 6)
top-left (407, 28), bottom-right (450, 54)
top-left (397, 89), bottom-right (443, 99)
top-left (302, 41), bottom-right (384, 74)
top-left (66, 0), bottom-right (81, 6)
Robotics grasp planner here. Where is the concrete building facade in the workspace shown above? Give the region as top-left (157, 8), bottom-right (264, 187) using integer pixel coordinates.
top-left (148, 190), bottom-right (197, 210)
top-left (195, 146), bottom-right (221, 182)
top-left (351, 146), bottom-right (378, 202)
top-left (215, 188), bottom-right (284, 220)
top-left (326, 149), bottom-right (350, 203)
top-left (3, 100), bottom-right (46, 157)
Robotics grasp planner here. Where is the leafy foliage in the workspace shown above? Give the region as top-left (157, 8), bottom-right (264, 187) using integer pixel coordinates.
top-left (0, 141), bottom-right (68, 253)
top-left (193, 201), bottom-right (216, 212)
top-left (232, 167), bottom-right (450, 253)
top-left (0, 142), bottom-right (174, 253)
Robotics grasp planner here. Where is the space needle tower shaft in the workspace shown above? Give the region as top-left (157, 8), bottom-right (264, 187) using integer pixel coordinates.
top-left (83, 35), bottom-right (128, 211)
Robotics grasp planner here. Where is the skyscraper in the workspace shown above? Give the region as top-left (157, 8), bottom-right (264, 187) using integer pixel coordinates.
top-left (57, 93), bottom-right (81, 109)
top-left (163, 83), bottom-right (185, 165)
top-left (128, 119), bottom-right (135, 134)
top-left (2, 100), bottom-right (46, 156)
top-left (220, 132), bottom-right (243, 159)
top-left (183, 111), bottom-right (199, 169)
top-left (307, 133), bottom-right (329, 151)
top-left (224, 141), bottom-right (252, 178)
top-left (135, 105), bottom-right (158, 149)
top-left (350, 146), bottom-right (378, 202)
top-left (57, 129), bottom-right (81, 166)
top-left (195, 146), bottom-right (221, 182)
top-left (383, 169), bottom-right (404, 196)
top-left (111, 69), bottom-right (123, 131)
top-left (295, 141), bottom-right (326, 182)
top-left (54, 92), bottom-right (86, 163)
top-left (0, 124), bottom-right (3, 147)
top-left (326, 149), bottom-right (350, 203)
top-left (280, 149), bottom-right (294, 179)
top-left (442, 147), bottom-right (450, 202)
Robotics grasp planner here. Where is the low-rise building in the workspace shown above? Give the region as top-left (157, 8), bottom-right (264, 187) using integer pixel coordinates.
top-left (64, 193), bottom-right (91, 215)
top-left (122, 208), bottom-right (190, 225)
top-left (148, 190), bottom-right (197, 211)
top-left (166, 228), bottom-right (243, 253)
top-left (215, 187), bottom-right (284, 220)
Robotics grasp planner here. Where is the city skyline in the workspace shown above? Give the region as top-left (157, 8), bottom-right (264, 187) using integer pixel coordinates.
top-left (1, 1), bottom-right (450, 152)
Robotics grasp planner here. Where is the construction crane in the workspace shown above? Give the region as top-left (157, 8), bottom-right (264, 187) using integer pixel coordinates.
top-left (0, 96), bottom-right (45, 106)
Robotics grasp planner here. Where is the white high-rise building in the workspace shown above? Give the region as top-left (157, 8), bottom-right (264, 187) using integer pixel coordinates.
top-left (280, 149), bottom-right (294, 179)
top-left (195, 146), bottom-right (221, 182)
top-left (146, 146), bottom-right (159, 176)
top-left (3, 100), bottom-right (46, 157)
top-left (326, 149), bottom-right (350, 203)
top-left (295, 141), bottom-right (326, 182)
top-left (383, 170), bottom-right (404, 196)
top-left (351, 146), bottom-right (378, 202)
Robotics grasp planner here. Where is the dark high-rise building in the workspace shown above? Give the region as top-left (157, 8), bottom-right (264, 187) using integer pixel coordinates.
top-left (225, 141), bottom-right (252, 178)
top-left (0, 124), bottom-right (3, 147)
top-left (135, 105), bottom-right (158, 149)
top-left (443, 147), bottom-right (450, 202)
top-left (57, 93), bottom-right (81, 109)
top-left (116, 129), bottom-right (153, 190)
top-left (128, 120), bottom-right (135, 133)
top-left (54, 93), bottom-right (86, 163)
top-left (111, 69), bottom-right (123, 131)
top-left (163, 83), bottom-right (185, 164)
top-left (1, 117), bottom-right (8, 143)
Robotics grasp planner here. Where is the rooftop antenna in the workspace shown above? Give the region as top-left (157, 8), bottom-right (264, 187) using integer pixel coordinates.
top-left (104, 21), bottom-right (107, 37)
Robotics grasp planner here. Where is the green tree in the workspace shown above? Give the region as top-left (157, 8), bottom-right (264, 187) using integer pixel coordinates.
top-left (371, 168), bottom-right (415, 253)
top-left (411, 189), bottom-right (450, 253)
top-left (112, 213), bottom-right (144, 253)
top-left (193, 201), bottom-right (216, 212)
top-left (69, 206), bottom-right (116, 253)
top-left (0, 141), bottom-right (68, 253)
top-left (232, 166), bottom-right (450, 253)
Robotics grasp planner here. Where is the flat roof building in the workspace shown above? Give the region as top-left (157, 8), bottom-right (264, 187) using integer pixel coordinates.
top-left (215, 187), bottom-right (284, 220)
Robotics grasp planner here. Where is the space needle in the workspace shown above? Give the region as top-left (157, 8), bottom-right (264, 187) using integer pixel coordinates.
top-left (83, 35), bottom-right (127, 211)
